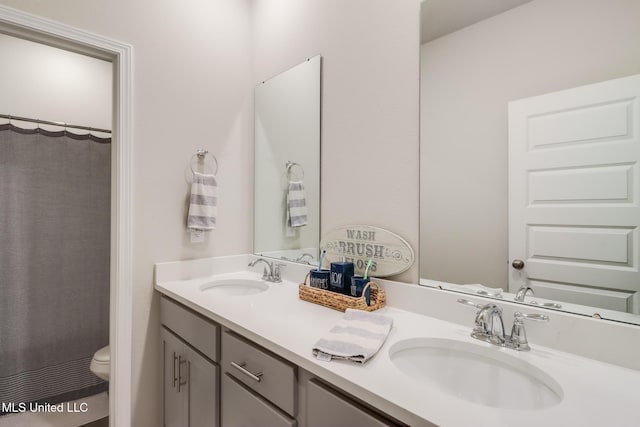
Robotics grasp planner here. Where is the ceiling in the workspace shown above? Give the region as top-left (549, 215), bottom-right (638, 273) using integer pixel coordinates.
top-left (420, 0), bottom-right (534, 44)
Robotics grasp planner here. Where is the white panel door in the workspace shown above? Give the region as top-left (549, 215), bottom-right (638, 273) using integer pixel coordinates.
top-left (508, 74), bottom-right (640, 313)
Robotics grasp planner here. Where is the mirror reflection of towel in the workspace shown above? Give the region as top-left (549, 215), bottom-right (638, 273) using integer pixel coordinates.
top-left (287, 180), bottom-right (307, 227)
top-left (457, 284), bottom-right (504, 298)
top-left (187, 171), bottom-right (217, 230)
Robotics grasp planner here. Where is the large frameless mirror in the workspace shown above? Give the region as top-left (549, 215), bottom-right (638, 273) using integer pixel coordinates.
top-left (419, 0), bottom-right (640, 324)
top-left (254, 55), bottom-right (321, 265)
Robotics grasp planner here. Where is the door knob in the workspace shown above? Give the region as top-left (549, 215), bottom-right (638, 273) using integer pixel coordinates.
top-left (511, 259), bottom-right (525, 270)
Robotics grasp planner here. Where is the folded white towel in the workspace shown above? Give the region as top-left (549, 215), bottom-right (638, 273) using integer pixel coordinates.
top-left (286, 180), bottom-right (307, 228)
top-left (312, 309), bottom-right (393, 364)
top-left (187, 171), bottom-right (218, 230)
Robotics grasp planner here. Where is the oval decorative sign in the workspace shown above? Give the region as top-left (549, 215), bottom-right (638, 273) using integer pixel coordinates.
top-left (320, 225), bottom-right (414, 277)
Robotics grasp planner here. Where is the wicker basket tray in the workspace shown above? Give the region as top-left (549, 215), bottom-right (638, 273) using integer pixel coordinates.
top-left (298, 273), bottom-right (386, 312)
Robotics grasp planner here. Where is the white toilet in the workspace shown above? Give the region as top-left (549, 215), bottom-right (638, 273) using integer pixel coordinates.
top-left (90, 345), bottom-right (110, 381)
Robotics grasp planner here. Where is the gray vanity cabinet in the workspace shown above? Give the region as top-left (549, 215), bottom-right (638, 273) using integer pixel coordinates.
top-left (222, 374), bottom-right (296, 427)
top-left (159, 295), bottom-right (402, 427)
top-left (221, 329), bottom-right (297, 427)
top-left (162, 328), bottom-right (185, 427)
top-left (305, 379), bottom-right (397, 427)
top-left (161, 297), bottom-right (220, 427)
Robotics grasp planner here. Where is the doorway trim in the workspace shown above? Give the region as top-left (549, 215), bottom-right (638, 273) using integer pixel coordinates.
top-left (0, 5), bottom-right (133, 427)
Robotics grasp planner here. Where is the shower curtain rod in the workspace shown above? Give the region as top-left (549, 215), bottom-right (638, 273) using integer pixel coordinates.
top-left (0, 113), bottom-right (111, 134)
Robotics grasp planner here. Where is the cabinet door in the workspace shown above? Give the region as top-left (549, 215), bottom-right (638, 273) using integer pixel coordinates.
top-left (222, 374), bottom-right (296, 427)
top-left (186, 346), bottom-right (219, 427)
top-left (162, 327), bottom-right (186, 427)
top-left (307, 379), bottom-right (396, 427)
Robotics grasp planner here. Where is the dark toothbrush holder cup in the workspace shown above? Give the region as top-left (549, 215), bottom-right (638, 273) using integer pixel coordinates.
top-left (350, 276), bottom-right (371, 305)
top-left (329, 262), bottom-right (354, 294)
top-left (309, 269), bottom-right (330, 290)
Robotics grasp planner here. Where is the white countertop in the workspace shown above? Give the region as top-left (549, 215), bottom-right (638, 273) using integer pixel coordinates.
top-left (155, 256), bottom-right (640, 427)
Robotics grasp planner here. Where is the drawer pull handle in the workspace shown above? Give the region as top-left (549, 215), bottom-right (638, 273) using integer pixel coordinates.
top-left (172, 353), bottom-right (178, 389)
top-left (178, 355), bottom-right (188, 392)
top-left (231, 361), bottom-right (263, 383)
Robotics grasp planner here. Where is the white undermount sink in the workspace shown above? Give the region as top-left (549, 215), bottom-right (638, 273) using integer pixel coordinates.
top-left (200, 278), bottom-right (269, 296)
top-left (389, 337), bottom-right (563, 410)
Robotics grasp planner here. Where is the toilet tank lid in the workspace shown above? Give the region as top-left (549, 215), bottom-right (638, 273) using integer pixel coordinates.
top-left (94, 346), bottom-right (110, 362)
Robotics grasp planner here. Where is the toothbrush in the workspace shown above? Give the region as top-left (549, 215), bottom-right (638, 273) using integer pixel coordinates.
top-left (318, 249), bottom-right (326, 271)
top-left (363, 259), bottom-right (373, 280)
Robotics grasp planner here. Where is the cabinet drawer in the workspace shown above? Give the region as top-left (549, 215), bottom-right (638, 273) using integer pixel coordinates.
top-left (307, 379), bottom-right (399, 427)
top-left (222, 374), bottom-right (296, 427)
top-left (161, 296), bottom-right (219, 362)
top-left (222, 330), bottom-right (296, 417)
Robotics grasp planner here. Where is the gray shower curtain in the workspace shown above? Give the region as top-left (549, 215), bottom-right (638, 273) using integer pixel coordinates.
top-left (0, 124), bottom-right (110, 410)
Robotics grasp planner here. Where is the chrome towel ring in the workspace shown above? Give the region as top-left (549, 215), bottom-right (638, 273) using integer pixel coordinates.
top-left (191, 148), bottom-right (218, 175)
top-left (286, 160), bottom-right (304, 180)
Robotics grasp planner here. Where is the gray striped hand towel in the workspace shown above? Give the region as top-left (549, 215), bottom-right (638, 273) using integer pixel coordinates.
top-left (287, 180), bottom-right (308, 227)
top-left (312, 309), bottom-right (393, 364)
top-left (187, 171), bottom-right (218, 230)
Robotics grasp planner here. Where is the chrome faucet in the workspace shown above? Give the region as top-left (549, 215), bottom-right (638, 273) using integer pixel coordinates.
top-left (271, 263), bottom-right (285, 282)
top-left (248, 258), bottom-right (272, 280)
top-left (295, 252), bottom-right (314, 263)
top-left (459, 300), bottom-right (505, 345)
top-left (514, 285), bottom-right (534, 302)
top-left (509, 312), bottom-right (549, 351)
top-left (248, 258), bottom-right (285, 282)
top-left (475, 303), bottom-right (506, 345)
top-left (458, 299), bottom-right (549, 351)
